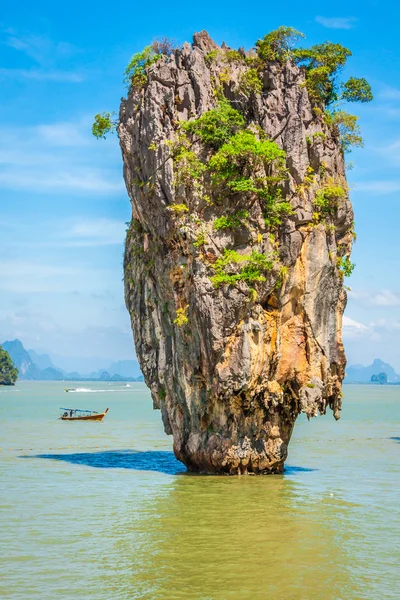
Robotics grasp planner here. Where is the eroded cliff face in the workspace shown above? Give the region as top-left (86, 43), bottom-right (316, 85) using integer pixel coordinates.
top-left (119, 31), bottom-right (353, 474)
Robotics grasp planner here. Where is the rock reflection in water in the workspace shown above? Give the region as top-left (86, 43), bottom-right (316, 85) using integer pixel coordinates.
top-left (105, 475), bottom-right (365, 600)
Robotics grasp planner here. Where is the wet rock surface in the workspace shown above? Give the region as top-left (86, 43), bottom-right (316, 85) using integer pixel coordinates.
top-left (120, 32), bottom-right (353, 474)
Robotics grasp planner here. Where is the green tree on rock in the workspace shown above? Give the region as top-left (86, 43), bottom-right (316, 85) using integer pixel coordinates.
top-left (378, 372), bottom-right (388, 385)
top-left (0, 346), bottom-right (18, 385)
top-left (255, 27), bottom-right (373, 152)
top-left (371, 372), bottom-right (388, 384)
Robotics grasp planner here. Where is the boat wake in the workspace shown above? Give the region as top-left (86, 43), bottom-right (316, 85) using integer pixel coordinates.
top-left (68, 388), bottom-right (133, 393)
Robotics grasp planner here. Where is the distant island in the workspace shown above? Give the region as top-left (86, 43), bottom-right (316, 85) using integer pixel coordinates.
top-left (345, 358), bottom-right (400, 384)
top-left (1, 339), bottom-right (144, 382)
top-left (0, 345), bottom-right (18, 385)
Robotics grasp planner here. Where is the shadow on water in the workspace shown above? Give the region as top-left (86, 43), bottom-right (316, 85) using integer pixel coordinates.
top-left (20, 449), bottom-right (316, 476)
top-left (21, 450), bottom-right (186, 475)
top-left (284, 465), bottom-right (316, 474)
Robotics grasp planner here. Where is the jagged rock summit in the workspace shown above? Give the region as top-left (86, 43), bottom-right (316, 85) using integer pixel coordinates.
top-left (120, 31), bottom-right (353, 474)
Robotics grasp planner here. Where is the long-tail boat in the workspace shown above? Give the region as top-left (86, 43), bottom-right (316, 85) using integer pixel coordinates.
top-left (59, 408), bottom-right (109, 421)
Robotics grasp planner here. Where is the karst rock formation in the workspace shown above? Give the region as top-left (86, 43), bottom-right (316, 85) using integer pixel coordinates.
top-left (119, 31), bottom-right (353, 474)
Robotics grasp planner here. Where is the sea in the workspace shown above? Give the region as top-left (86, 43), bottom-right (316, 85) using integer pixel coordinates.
top-left (0, 381), bottom-right (399, 599)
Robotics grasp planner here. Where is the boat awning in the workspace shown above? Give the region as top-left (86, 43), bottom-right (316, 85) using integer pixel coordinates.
top-left (60, 408), bottom-right (99, 413)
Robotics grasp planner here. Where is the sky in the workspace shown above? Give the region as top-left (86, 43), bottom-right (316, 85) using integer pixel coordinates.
top-left (1, 0), bottom-right (400, 369)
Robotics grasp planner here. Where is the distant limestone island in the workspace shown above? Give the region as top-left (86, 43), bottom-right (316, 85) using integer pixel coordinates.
top-left (345, 358), bottom-right (400, 384)
top-left (2, 339), bottom-right (397, 386)
top-left (1, 339), bottom-right (144, 382)
top-left (0, 345), bottom-right (18, 385)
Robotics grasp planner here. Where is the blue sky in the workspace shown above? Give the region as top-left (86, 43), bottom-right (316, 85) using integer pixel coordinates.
top-left (1, 0), bottom-right (400, 368)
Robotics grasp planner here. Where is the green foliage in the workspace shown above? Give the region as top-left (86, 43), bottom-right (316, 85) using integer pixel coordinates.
top-left (275, 265), bottom-right (288, 289)
top-left (302, 66), bottom-right (336, 105)
top-left (224, 49), bottom-right (244, 63)
top-left (205, 49), bottom-right (220, 66)
top-left (249, 287), bottom-right (258, 301)
top-left (292, 41), bottom-right (373, 109)
top-left (307, 133), bottom-right (327, 145)
top-left (0, 346), bottom-right (18, 385)
top-left (209, 131), bottom-right (286, 187)
top-left (218, 67), bottom-right (231, 84)
top-left (174, 148), bottom-right (206, 188)
top-left (293, 42), bottom-right (350, 105)
top-left (256, 26), bottom-right (305, 62)
top-left (205, 48), bottom-right (244, 66)
top-left (209, 130), bottom-right (288, 225)
top-left (319, 161), bottom-right (328, 178)
top-left (168, 203), bottom-right (189, 214)
top-left (314, 183), bottom-right (346, 215)
top-left (337, 256), bottom-right (355, 277)
top-left (167, 135), bottom-right (207, 189)
top-left (312, 131), bottom-right (327, 141)
top-left (370, 372), bottom-right (388, 384)
top-left (158, 385), bottom-right (166, 400)
top-left (174, 306), bottom-right (189, 326)
top-left (294, 42), bottom-right (351, 74)
top-left (250, 26), bottom-right (372, 162)
top-left (193, 231), bottom-right (206, 247)
top-left (342, 77), bottom-right (373, 103)
top-left (213, 209), bottom-right (249, 230)
top-left (206, 129), bottom-right (289, 229)
top-left (329, 110), bottom-right (363, 152)
top-left (182, 99), bottom-right (245, 149)
top-left (239, 68), bottom-right (263, 94)
top-left (296, 165), bottom-right (315, 199)
top-left (377, 372), bottom-right (388, 385)
top-left (92, 112), bottom-right (117, 139)
top-left (211, 249), bottom-right (274, 287)
top-left (264, 194), bottom-right (293, 228)
top-left (124, 45), bottom-right (161, 88)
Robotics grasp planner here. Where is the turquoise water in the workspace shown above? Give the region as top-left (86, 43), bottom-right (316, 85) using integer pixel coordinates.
top-left (1, 382), bottom-right (399, 599)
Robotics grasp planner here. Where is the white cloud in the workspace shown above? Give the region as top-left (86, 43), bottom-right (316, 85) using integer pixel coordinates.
top-left (343, 316), bottom-right (368, 338)
top-left (349, 289), bottom-right (400, 307)
top-left (344, 313), bottom-right (400, 355)
top-left (370, 291), bottom-right (400, 307)
top-left (315, 16), bottom-right (357, 30)
top-left (2, 30), bottom-right (78, 65)
top-left (1, 30), bottom-right (82, 82)
top-left (369, 318), bottom-right (400, 332)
